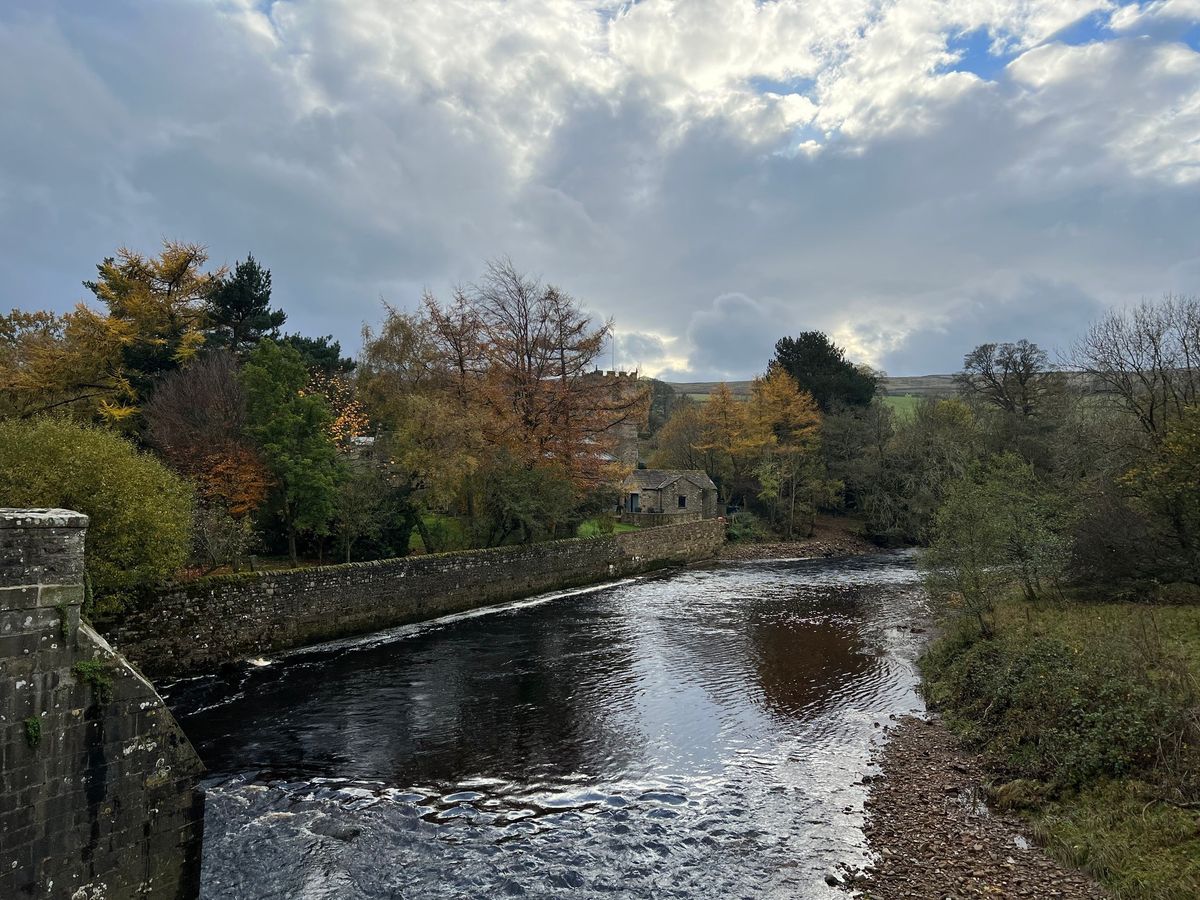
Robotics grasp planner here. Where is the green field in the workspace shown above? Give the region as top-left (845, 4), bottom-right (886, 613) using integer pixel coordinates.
top-left (881, 393), bottom-right (921, 419)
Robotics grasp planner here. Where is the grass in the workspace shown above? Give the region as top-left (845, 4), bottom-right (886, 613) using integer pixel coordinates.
top-left (577, 518), bottom-right (638, 538)
top-left (1032, 780), bottom-right (1200, 900)
top-left (923, 597), bottom-right (1200, 900)
top-left (408, 514), bottom-right (471, 553)
top-left (881, 393), bottom-right (920, 420)
top-left (990, 598), bottom-right (1200, 672)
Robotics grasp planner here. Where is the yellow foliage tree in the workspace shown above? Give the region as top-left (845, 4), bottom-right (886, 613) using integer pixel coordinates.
top-left (696, 382), bottom-right (753, 502)
top-left (0, 241), bottom-right (221, 422)
top-left (748, 369), bottom-right (823, 537)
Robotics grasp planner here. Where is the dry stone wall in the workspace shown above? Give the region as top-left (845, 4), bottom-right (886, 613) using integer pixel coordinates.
top-left (110, 519), bottom-right (725, 677)
top-left (0, 509), bottom-right (204, 900)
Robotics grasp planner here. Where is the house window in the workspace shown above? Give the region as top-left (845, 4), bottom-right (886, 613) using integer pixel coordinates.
top-left (678, 495), bottom-right (687, 509)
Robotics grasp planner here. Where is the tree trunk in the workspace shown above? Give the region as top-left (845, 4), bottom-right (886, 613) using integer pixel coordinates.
top-left (287, 525), bottom-right (298, 567)
top-left (788, 467), bottom-right (797, 540)
top-left (414, 516), bottom-right (437, 554)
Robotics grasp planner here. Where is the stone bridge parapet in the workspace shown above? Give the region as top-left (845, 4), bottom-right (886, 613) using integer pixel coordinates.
top-left (0, 509), bottom-right (204, 900)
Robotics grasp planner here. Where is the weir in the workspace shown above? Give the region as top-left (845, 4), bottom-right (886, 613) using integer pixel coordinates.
top-left (108, 518), bottom-right (726, 677)
top-left (0, 509), bottom-right (203, 900)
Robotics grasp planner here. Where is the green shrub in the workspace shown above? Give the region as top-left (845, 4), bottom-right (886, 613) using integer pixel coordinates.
top-left (921, 626), bottom-right (1196, 790)
top-left (726, 511), bottom-right (771, 543)
top-left (0, 418), bottom-right (193, 616)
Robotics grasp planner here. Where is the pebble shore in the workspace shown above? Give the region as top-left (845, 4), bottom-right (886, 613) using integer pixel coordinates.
top-left (844, 717), bottom-right (1107, 899)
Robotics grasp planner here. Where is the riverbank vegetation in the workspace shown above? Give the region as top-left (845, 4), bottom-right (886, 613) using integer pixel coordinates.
top-left (911, 298), bottom-right (1200, 898)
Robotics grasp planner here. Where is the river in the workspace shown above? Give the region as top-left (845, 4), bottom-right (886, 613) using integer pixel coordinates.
top-left (165, 551), bottom-right (930, 899)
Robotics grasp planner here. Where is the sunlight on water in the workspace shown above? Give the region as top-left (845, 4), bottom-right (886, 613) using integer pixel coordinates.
top-left (166, 553), bottom-right (930, 899)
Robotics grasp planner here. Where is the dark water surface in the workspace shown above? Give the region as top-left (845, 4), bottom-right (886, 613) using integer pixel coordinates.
top-left (166, 552), bottom-right (929, 899)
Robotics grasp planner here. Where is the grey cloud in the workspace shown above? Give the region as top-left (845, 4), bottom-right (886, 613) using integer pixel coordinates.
top-left (2, 1), bottom-right (1198, 380)
top-left (879, 278), bottom-right (1107, 376)
top-left (683, 293), bottom-right (785, 380)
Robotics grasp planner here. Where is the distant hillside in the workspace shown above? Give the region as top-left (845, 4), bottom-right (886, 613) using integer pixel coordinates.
top-left (666, 374), bottom-right (958, 401)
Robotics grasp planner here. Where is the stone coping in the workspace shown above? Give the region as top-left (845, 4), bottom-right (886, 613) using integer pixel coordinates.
top-left (0, 507), bottom-right (90, 528)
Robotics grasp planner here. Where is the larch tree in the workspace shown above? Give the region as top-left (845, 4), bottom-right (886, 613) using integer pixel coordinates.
top-left (696, 382), bottom-right (753, 504)
top-left (0, 241), bottom-right (221, 423)
top-left (426, 259), bottom-right (647, 490)
top-left (748, 369), bottom-right (823, 537)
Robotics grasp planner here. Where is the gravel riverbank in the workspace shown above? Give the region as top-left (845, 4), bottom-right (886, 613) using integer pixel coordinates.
top-left (718, 520), bottom-right (879, 561)
top-left (845, 717), bottom-right (1107, 899)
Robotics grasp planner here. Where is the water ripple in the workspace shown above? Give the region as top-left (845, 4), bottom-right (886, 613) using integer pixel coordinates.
top-left (177, 552), bottom-right (930, 899)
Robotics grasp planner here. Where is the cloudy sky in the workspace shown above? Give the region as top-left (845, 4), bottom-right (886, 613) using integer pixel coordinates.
top-left (3, 1), bottom-right (1199, 378)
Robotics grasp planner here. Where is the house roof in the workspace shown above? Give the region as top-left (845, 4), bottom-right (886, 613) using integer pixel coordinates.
top-left (622, 469), bottom-right (717, 491)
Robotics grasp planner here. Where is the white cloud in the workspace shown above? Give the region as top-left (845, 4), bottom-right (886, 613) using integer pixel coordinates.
top-left (2, 0), bottom-right (1198, 377)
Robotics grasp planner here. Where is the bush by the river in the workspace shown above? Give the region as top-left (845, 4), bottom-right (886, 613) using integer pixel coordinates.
top-left (921, 600), bottom-right (1200, 898)
top-left (0, 418), bottom-right (193, 615)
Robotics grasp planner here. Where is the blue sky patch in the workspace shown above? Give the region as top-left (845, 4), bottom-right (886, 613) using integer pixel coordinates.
top-left (1049, 10), bottom-right (1114, 47)
top-left (749, 75), bottom-right (817, 97)
top-left (1181, 22), bottom-right (1200, 52)
top-left (940, 27), bottom-right (1015, 81)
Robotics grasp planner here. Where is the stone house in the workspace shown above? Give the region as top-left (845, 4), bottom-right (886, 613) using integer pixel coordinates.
top-left (620, 469), bottom-right (719, 525)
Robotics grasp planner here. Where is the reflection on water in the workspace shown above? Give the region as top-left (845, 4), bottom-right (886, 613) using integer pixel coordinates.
top-left (167, 552), bottom-right (929, 899)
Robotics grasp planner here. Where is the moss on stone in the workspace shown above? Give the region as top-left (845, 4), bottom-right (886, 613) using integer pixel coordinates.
top-left (23, 716), bottom-right (41, 749)
top-left (72, 659), bottom-right (115, 703)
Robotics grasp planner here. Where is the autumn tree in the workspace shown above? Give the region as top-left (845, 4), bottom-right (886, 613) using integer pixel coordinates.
top-left (696, 382), bottom-right (753, 503)
top-left (143, 351), bottom-right (270, 569)
top-left (307, 370), bottom-right (370, 451)
top-left (747, 369), bottom-right (823, 537)
top-left (241, 340), bottom-right (343, 565)
top-left (205, 254), bottom-right (286, 355)
top-left (425, 259), bottom-right (648, 490)
top-left (0, 241), bottom-right (221, 423)
top-left (83, 241), bottom-right (222, 416)
top-left (144, 351), bottom-right (268, 508)
top-left (649, 400), bottom-right (708, 471)
top-left (358, 304), bottom-right (482, 548)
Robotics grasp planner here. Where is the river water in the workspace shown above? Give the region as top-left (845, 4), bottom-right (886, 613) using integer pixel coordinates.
top-left (166, 552), bottom-right (930, 899)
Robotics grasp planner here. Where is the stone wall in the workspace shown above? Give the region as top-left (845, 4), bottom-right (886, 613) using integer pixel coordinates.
top-left (619, 510), bottom-right (706, 527)
top-left (110, 519), bottom-right (725, 677)
top-left (0, 509), bottom-right (204, 900)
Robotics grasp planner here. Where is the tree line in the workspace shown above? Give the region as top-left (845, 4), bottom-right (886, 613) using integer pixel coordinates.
top-left (5, 236), bottom-right (1195, 619)
top-left (650, 295), bottom-right (1200, 600)
top-left (0, 243), bottom-right (645, 616)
